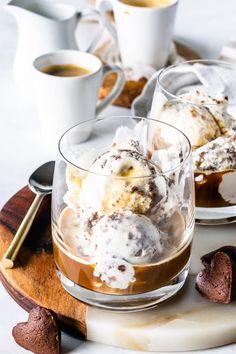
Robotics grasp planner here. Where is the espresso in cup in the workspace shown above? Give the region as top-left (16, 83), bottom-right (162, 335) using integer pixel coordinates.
top-left (33, 50), bottom-right (125, 157)
top-left (42, 64), bottom-right (91, 77)
top-left (120, 0), bottom-right (172, 7)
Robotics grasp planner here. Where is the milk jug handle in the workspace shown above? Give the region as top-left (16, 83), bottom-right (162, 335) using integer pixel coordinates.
top-left (76, 9), bottom-right (103, 53)
top-left (96, 0), bottom-right (117, 41)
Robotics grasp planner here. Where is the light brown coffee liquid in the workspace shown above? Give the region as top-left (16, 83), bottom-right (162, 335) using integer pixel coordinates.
top-left (52, 208), bottom-right (192, 295)
top-left (42, 64), bottom-right (91, 77)
top-left (120, 0), bottom-right (172, 7)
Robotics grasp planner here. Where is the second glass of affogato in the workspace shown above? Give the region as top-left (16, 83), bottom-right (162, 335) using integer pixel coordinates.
top-left (52, 116), bottom-right (195, 311)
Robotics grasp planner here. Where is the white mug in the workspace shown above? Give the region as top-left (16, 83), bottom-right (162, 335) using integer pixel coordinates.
top-left (33, 50), bottom-right (125, 156)
top-left (97, 0), bottom-right (178, 69)
top-left (5, 0), bottom-right (104, 98)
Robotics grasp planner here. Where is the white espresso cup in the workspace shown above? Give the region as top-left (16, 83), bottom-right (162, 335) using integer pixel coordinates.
top-left (33, 50), bottom-right (125, 155)
top-left (97, 0), bottom-right (178, 69)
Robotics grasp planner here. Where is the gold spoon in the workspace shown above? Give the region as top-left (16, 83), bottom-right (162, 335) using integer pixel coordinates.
top-left (1, 161), bottom-right (55, 269)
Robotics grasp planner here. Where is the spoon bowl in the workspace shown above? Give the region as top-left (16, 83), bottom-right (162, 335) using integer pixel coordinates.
top-left (29, 161), bottom-right (55, 194)
top-left (1, 161), bottom-right (55, 269)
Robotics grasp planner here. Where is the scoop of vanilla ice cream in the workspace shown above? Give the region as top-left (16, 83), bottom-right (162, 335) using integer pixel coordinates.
top-left (158, 99), bottom-right (221, 148)
top-left (152, 185), bottom-right (180, 223)
top-left (180, 90), bottom-right (228, 111)
top-left (89, 211), bottom-right (163, 264)
top-left (193, 134), bottom-right (236, 172)
top-left (64, 148), bottom-right (99, 211)
top-left (59, 207), bottom-right (91, 257)
top-left (93, 258), bottom-right (135, 290)
top-left (151, 143), bottom-right (187, 201)
top-left (78, 148), bottom-right (166, 215)
top-left (151, 143), bottom-right (184, 172)
top-left (180, 90), bottom-right (231, 134)
top-left (112, 120), bottom-right (148, 154)
top-left (63, 165), bottom-right (84, 211)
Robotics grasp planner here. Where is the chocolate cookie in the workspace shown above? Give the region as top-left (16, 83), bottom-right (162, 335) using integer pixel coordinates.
top-left (196, 246), bottom-right (236, 304)
top-left (12, 306), bottom-right (61, 354)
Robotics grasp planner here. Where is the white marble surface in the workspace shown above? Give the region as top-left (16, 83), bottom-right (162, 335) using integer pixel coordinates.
top-left (0, 0), bottom-right (236, 353)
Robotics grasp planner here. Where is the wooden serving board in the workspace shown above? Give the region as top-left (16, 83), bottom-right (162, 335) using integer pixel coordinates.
top-left (1, 187), bottom-right (236, 352)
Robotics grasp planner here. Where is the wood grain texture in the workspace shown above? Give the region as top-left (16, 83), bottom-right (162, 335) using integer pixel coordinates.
top-left (99, 41), bottom-right (201, 108)
top-left (0, 187), bottom-right (87, 337)
top-left (175, 41), bottom-right (201, 61)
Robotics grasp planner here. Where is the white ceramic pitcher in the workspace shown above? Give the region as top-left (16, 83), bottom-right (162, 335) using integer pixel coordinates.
top-left (5, 0), bottom-right (103, 94)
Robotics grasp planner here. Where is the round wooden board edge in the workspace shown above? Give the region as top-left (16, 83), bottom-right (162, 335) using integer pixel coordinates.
top-left (175, 40), bottom-right (201, 61)
top-left (0, 186), bottom-right (87, 338)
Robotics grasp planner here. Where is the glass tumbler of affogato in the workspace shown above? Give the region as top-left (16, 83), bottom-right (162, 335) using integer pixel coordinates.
top-left (52, 116), bottom-right (195, 311)
top-left (155, 59), bottom-right (236, 223)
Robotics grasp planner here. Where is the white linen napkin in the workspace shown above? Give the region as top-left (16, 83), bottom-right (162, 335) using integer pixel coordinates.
top-left (220, 36), bottom-right (236, 63)
top-left (132, 38), bottom-right (236, 117)
top-left (153, 62), bottom-right (236, 101)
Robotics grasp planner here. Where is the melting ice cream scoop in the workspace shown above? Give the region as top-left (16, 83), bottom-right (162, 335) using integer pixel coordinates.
top-left (89, 210), bottom-right (163, 264)
top-left (179, 90), bottom-right (236, 135)
top-left (90, 210), bottom-right (163, 289)
top-left (78, 149), bottom-right (166, 215)
top-left (93, 258), bottom-right (135, 290)
top-left (193, 134), bottom-right (236, 172)
top-left (158, 99), bottom-right (221, 148)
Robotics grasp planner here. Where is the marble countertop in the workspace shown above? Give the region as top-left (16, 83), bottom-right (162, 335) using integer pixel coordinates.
top-left (0, 0), bottom-right (236, 352)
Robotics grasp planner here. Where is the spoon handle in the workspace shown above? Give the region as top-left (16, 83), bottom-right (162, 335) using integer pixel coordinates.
top-left (1, 193), bottom-right (45, 269)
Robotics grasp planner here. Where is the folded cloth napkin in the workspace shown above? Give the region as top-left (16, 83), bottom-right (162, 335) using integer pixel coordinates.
top-left (154, 62), bottom-right (236, 99)
top-left (220, 36), bottom-right (236, 63)
top-left (132, 39), bottom-right (236, 117)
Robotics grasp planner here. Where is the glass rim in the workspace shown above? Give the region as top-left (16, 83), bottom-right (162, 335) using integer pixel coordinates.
top-left (58, 115), bottom-right (192, 178)
top-left (157, 59), bottom-right (236, 107)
